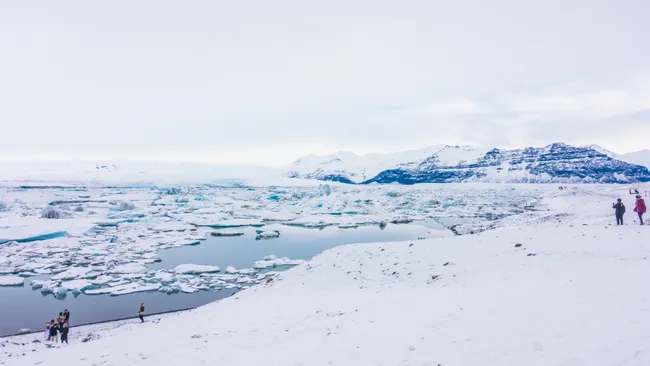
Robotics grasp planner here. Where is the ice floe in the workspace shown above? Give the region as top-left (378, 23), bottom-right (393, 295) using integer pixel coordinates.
top-left (0, 275), bottom-right (24, 286)
top-left (174, 264), bottom-right (221, 274)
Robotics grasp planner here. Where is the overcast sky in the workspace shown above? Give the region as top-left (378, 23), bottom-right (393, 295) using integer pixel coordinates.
top-left (1, 0), bottom-right (649, 166)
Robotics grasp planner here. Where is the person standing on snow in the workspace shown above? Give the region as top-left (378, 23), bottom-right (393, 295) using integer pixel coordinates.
top-left (60, 322), bottom-right (69, 344)
top-left (138, 302), bottom-right (145, 323)
top-left (613, 198), bottom-right (626, 225)
top-left (634, 195), bottom-right (646, 225)
top-left (64, 309), bottom-right (70, 326)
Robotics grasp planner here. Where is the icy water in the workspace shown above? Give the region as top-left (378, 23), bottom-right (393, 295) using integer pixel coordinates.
top-left (0, 224), bottom-right (436, 336)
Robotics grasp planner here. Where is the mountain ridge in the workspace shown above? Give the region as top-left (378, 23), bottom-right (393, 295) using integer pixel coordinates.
top-left (287, 143), bottom-right (650, 184)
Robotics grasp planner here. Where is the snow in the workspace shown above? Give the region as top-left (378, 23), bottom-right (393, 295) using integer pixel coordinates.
top-left (0, 275), bottom-right (24, 286)
top-left (174, 264), bottom-right (221, 274)
top-left (3, 184), bottom-right (650, 365)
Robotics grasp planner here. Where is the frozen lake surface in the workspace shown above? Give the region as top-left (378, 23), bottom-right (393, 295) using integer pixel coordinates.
top-left (0, 223), bottom-right (435, 336)
top-left (0, 183), bottom-right (536, 336)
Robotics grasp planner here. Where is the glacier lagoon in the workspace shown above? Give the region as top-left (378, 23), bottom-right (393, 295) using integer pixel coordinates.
top-left (0, 223), bottom-right (435, 336)
top-left (0, 183), bottom-right (537, 336)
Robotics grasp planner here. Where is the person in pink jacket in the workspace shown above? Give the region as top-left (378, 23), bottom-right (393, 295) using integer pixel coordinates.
top-left (634, 195), bottom-right (646, 225)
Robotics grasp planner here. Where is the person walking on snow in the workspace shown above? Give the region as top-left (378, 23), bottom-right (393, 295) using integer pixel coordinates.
top-left (634, 195), bottom-right (646, 225)
top-left (613, 198), bottom-right (626, 225)
top-left (138, 302), bottom-right (145, 323)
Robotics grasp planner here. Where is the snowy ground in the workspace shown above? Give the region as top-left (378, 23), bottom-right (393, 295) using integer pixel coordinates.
top-left (1, 183), bottom-right (649, 365)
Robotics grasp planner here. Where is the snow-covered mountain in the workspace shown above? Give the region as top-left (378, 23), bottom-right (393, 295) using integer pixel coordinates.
top-left (618, 150), bottom-right (650, 170)
top-left (287, 143), bottom-right (650, 184)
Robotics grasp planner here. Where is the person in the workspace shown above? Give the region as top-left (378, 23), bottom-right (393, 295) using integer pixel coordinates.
top-left (57, 312), bottom-right (64, 329)
top-left (45, 320), bottom-right (53, 340)
top-left (613, 198), bottom-right (626, 225)
top-left (64, 309), bottom-right (70, 326)
top-left (48, 321), bottom-right (58, 343)
top-left (60, 322), bottom-right (69, 344)
top-left (634, 195), bottom-right (646, 225)
top-left (138, 303), bottom-right (145, 323)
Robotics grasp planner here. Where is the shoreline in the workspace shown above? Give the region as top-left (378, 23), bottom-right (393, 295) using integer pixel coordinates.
top-left (0, 307), bottom-right (194, 338)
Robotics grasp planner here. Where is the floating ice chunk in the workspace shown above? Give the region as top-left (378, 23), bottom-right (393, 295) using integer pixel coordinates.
top-left (209, 219), bottom-right (264, 228)
top-left (17, 328), bottom-right (30, 334)
top-left (177, 240), bottom-right (202, 246)
top-left (253, 256), bottom-right (306, 269)
top-left (285, 215), bottom-right (339, 228)
top-left (225, 266), bottom-right (238, 274)
top-left (339, 223), bottom-right (359, 229)
top-left (89, 275), bottom-right (114, 285)
top-left (61, 279), bottom-right (94, 291)
top-left (41, 208), bottom-right (66, 219)
top-left (110, 283), bottom-right (161, 296)
top-left (255, 230), bottom-right (280, 240)
top-left (55, 287), bottom-right (68, 298)
top-left (210, 230), bottom-right (244, 237)
top-left (178, 284), bottom-right (198, 293)
top-left (0, 201), bottom-right (7, 211)
top-left (150, 221), bottom-right (194, 232)
top-left (0, 275), bottom-right (24, 286)
top-left (117, 201), bottom-right (136, 211)
top-left (153, 271), bottom-right (175, 282)
top-left (51, 267), bottom-right (91, 281)
top-left (108, 263), bottom-right (148, 275)
top-left (175, 264), bottom-right (221, 274)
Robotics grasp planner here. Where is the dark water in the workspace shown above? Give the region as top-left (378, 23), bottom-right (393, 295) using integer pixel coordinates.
top-left (0, 224), bottom-right (438, 336)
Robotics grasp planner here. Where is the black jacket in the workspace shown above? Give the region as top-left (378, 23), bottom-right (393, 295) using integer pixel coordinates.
top-left (613, 202), bottom-right (626, 215)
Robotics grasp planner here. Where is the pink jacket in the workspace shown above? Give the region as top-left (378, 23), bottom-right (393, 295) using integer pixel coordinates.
top-left (635, 199), bottom-right (646, 213)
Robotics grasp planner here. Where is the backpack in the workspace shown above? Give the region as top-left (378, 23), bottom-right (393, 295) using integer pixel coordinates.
top-left (622, 204), bottom-right (626, 213)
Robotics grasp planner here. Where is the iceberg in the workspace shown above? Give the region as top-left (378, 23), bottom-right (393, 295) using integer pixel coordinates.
top-left (210, 230), bottom-right (245, 237)
top-left (108, 264), bottom-right (148, 275)
top-left (255, 230), bottom-right (280, 240)
top-left (175, 264), bottom-right (221, 275)
top-left (253, 255), bottom-right (306, 269)
top-left (61, 279), bottom-right (94, 291)
top-left (51, 267), bottom-right (91, 281)
top-left (209, 219), bottom-right (264, 228)
top-left (0, 275), bottom-right (24, 286)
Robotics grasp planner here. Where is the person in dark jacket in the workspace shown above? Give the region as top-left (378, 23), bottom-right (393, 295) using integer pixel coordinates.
top-left (60, 322), bottom-right (69, 344)
top-left (138, 303), bottom-right (145, 323)
top-left (613, 198), bottom-right (626, 225)
top-left (64, 309), bottom-right (70, 326)
top-left (634, 195), bottom-right (647, 225)
top-left (48, 321), bottom-right (59, 343)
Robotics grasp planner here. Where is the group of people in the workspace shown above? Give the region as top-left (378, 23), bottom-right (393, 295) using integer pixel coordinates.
top-left (45, 309), bottom-right (70, 343)
top-left (613, 195), bottom-right (647, 225)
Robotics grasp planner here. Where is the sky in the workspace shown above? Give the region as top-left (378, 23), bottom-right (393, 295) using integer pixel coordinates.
top-left (1, 0), bottom-right (650, 166)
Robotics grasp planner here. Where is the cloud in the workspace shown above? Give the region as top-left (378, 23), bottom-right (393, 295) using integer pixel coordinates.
top-left (1, 0), bottom-right (650, 164)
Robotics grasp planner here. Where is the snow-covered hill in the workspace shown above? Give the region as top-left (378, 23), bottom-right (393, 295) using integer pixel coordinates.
top-left (288, 143), bottom-right (650, 184)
